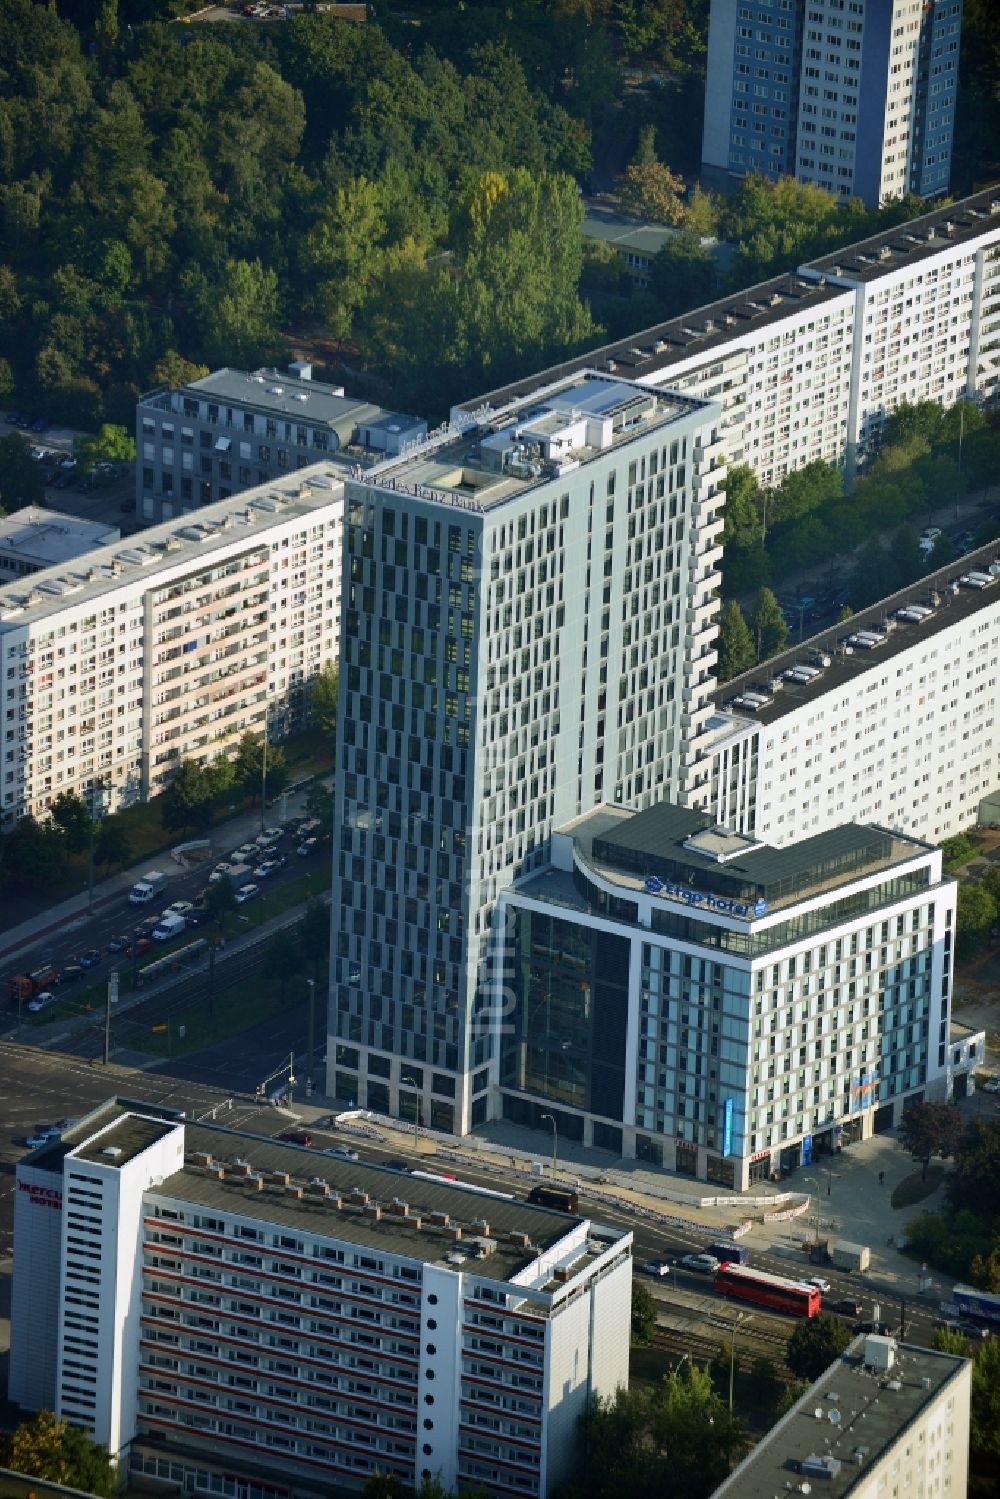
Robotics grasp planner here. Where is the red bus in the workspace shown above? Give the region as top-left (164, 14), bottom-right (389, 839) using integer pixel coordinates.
top-left (714, 1263), bottom-right (820, 1318)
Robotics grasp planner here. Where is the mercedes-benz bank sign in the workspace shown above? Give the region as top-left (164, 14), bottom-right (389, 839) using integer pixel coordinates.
top-left (644, 875), bottom-right (768, 920)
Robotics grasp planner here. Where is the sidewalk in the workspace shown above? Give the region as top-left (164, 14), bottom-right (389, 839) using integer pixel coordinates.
top-left (0, 781), bottom-right (325, 967)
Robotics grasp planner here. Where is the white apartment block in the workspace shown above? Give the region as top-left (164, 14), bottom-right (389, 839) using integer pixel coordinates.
top-left (137, 363), bottom-right (425, 524)
top-left (498, 800), bottom-right (972, 1188)
top-left (692, 542), bottom-right (1000, 847)
top-left (10, 1100), bottom-right (632, 1499)
top-left (0, 467), bottom-right (343, 824)
top-left (702, 0), bottom-right (962, 208)
top-left (458, 186), bottom-right (1000, 487)
top-left (712, 1334), bottom-right (971, 1499)
top-left (0, 507), bottom-right (120, 582)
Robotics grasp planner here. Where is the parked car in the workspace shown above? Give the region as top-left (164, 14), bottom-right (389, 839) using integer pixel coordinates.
top-left (165, 900), bottom-right (194, 918)
top-left (955, 1320), bottom-right (990, 1340)
top-left (805, 1276), bottom-right (832, 1293)
top-left (79, 948), bottom-right (101, 969)
top-left (297, 837), bottom-right (318, 857)
top-left (24, 1132), bottom-right (54, 1148)
top-left (126, 937), bottom-right (152, 958)
top-left (136, 916), bottom-right (161, 938)
top-left (254, 859), bottom-right (284, 879)
top-left (279, 1130), bottom-right (313, 1148)
top-left (213, 860), bottom-right (235, 876)
top-left (26, 991), bottom-right (56, 1013)
top-left (234, 883), bottom-right (259, 905)
top-left (680, 1252), bottom-right (720, 1274)
top-left (60, 963), bottom-right (85, 984)
top-left (186, 904), bottom-right (211, 927)
top-left (382, 1159), bottom-right (409, 1172)
top-left (108, 934), bottom-right (129, 953)
top-left (640, 1260), bottom-right (671, 1278)
top-left (260, 826), bottom-right (283, 842)
top-left (982, 1076), bottom-right (1000, 1094)
top-left (232, 844), bottom-right (257, 862)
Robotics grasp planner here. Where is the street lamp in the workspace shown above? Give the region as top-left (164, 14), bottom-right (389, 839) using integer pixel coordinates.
top-left (540, 1113), bottom-right (558, 1176)
top-left (87, 777), bottom-right (108, 915)
top-left (729, 1312), bottom-right (752, 1413)
top-left (305, 978), bottom-right (315, 1098)
top-left (401, 1073), bottom-right (422, 1144)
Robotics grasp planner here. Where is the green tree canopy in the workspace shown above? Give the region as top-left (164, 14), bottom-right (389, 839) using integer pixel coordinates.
top-left (234, 731), bottom-right (288, 804)
top-left (631, 1280), bottom-right (657, 1345)
top-left (75, 423), bottom-right (136, 472)
top-left (898, 1101), bottom-right (964, 1182)
top-left (160, 759), bottom-right (213, 835)
top-left (716, 600), bottom-right (755, 683)
top-left (47, 790), bottom-right (93, 855)
top-left (94, 815), bottom-right (132, 873)
top-left (750, 587), bottom-right (789, 661)
top-left (0, 431), bottom-right (43, 510)
top-left (956, 881), bottom-right (997, 958)
top-left (2, 815), bottom-right (66, 891)
top-left (298, 898), bottom-right (331, 982)
top-left (786, 1313), bottom-right (851, 1381)
top-left (571, 1366), bottom-right (745, 1499)
top-left (0, 1410), bottom-right (117, 1498)
top-left (309, 661), bottom-right (340, 737)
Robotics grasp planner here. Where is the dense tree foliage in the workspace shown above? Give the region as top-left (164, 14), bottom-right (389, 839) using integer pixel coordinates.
top-left (905, 1118), bottom-right (1000, 1286)
top-left (0, 1410), bottom-right (117, 1498)
top-left (898, 1102), bottom-right (964, 1182)
top-left (786, 1313), bottom-right (851, 1382)
top-left (630, 1280), bottom-right (657, 1345)
top-left (565, 1367), bottom-right (745, 1499)
top-left (716, 600), bottom-right (755, 683)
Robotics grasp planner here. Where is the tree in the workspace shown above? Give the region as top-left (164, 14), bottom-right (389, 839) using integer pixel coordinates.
top-left (898, 1101), bottom-right (964, 1182)
top-left (48, 790), bottom-right (93, 855)
top-left (786, 1313), bottom-right (851, 1381)
top-left (309, 661), bottom-right (340, 736)
top-left (160, 759), bottom-right (213, 834)
top-left (617, 160), bottom-right (687, 225)
top-left (956, 881), bottom-right (997, 958)
top-left (75, 422), bottom-right (135, 472)
top-left (0, 430), bottom-right (44, 509)
top-left (94, 816), bottom-right (132, 873)
top-left (649, 232), bottom-right (716, 318)
top-left (298, 898), bottom-right (331, 982)
top-left (750, 587), bottom-right (789, 661)
top-left (572, 1365), bottom-right (745, 1499)
top-left (0, 1410), bottom-right (117, 1498)
top-left (205, 875), bottom-right (237, 938)
top-left (631, 1281), bottom-right (657, 1346)
top-left (200, 259), bottom-right (282, 370)
top-left (151, 351), bottom-right (209, 388)
top-left (935, 1329), bottom-right (1000, 1462)
top-left (263, 928), bottom-right (303, 1005)
top-left (891, 524), bottom-right (925, 587)
top-left (947, 1118), bottom-right (1000, 1215)
top-left (716, 600), bottom-right (755, 683)
top-left (234, 731), bottom-right (288, 804)
top-left (1, 815), bottom-right (65, 891)
top-left (721, 464), bottom-right (765, 551)
top-left (304, 778), bottom-right (333, 831)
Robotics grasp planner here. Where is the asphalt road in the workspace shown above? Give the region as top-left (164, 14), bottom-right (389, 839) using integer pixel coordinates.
top-left (0, 1042), bottom-right (956, 1354)
top-left (6, 822), bottom-right (327, 1020)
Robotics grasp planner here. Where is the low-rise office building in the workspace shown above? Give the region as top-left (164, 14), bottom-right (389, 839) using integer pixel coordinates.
top-left (10, 1099), bottom-right (632, 1499)
top-left (136, 362), bottom-right (426, 522)
top-left (711, 1333), bottom-right (970, 1499)
top-left (498, 800), bottom-right (960, 1188)
top-left (691, 541), bottom-right (1000, 848)
top-left (0, 507), bottom-right (120, 581)
top-left (0, 466), bottom-right (343, 824)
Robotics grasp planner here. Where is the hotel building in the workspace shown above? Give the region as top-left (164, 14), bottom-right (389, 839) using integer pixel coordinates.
top-left (10, 1100), bottom-right (631, 1499)
top-left (0, 466), bottom-right (343, 823)
top-left (496, 799), bottom-right (973, 1187)
top-left (327, 371), bottom-right (727, 1135)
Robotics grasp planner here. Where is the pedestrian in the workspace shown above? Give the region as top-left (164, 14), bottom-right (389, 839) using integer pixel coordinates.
top-left (878, 1170), bottom-right (884, 1186)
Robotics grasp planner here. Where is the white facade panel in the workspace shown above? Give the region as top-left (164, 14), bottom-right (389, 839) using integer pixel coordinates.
top-left (8, 1163), bottom-right (64, 1412)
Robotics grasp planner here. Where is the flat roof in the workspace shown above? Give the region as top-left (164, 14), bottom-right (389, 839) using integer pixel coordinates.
top-left (711, 1336), bottom-right (969, 1499)
top-left (358, 372), bottom-right (708, 513)
top-left (0, 465), bottom-right (343, 630)
top-left (166, 367), bottom-right (383, 434)
top-left (72, 1113), bottom-right (177, 1169)
top-left (156, 1120), bottom-right (604, 1284)
top-left (714, 539), bottom-right (1000, 729)
top-left (0, 508), bottom-right (119, 568)
top-left (806, 186), bottom-right (1000, 283)
top-left (459, 183), bottom-right (1000, 413)
top-left (573, 801), bottom-right (924, 906)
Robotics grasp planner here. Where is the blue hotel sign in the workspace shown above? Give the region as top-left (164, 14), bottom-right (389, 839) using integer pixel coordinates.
top-left (644, 876), bottom-right (767, 920)
top-left (723, 1096), bottom-right (734, 1157)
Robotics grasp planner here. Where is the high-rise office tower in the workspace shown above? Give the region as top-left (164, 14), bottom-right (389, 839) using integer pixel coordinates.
top-left (702, 0), bottom-right (962, 208)
top-left (328, 373), bottom-right (725, 1134)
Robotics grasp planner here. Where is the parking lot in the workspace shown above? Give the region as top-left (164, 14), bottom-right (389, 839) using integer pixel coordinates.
top-left (2, 412), bottom-right (140, 535)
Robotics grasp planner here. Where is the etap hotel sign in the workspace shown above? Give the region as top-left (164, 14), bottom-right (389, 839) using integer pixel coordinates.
top-left (18, 1181), bottom-right (62, 1210)
top-left (644, 876), bottom-right (768, 920)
